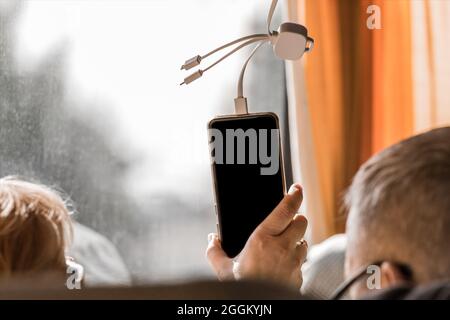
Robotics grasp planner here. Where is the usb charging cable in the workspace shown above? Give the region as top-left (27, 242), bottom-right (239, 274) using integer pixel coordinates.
top-left (179, 34), bottom-right (269, 86)
top-left (180, 0), bottom-right (314, 115)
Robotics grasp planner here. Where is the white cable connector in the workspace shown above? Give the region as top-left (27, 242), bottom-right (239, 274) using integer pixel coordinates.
top-left (180, 70), bottom-right (203, 86)
top-left (234, 97), bottom-right (248, 115)
top-left (180, 55), bottom-right (202, 71)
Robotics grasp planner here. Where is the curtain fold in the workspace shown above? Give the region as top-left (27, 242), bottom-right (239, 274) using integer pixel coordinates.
top-left (371, 0), bottom-right (414, 153)
top-left (412, 0), bottom-right (450, 131)
top-left (285, 0), bottom-right (333, 242)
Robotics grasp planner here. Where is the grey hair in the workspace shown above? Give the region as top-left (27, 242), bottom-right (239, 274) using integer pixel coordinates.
top-left (345, 127), bottom-right (450, 283)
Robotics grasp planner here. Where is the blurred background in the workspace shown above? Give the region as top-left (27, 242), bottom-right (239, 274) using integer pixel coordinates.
top-left (0, 0), bottom-right (449, 287)
top-left (0, 0), bottom-right (288, 284)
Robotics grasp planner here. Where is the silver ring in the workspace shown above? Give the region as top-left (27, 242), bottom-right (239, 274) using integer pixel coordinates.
top-left (296, 239), bottom-right (307, 247)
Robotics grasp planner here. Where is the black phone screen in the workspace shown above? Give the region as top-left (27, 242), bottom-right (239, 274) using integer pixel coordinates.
top-left (208, 113), bottom-right (285, 257)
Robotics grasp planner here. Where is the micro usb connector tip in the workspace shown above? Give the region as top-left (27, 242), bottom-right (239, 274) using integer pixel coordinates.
top-left (180, 70), bottom-right (203, 86)
top-left (180, 55), bottom-right (202, 71)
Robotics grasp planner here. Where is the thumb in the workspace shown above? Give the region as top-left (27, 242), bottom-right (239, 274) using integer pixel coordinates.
top-left (257, 184), bottom-right (303, 236)
top-left (206, 233), bottom-right (234, 281)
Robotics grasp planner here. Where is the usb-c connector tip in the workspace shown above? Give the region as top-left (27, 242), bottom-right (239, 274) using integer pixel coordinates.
top-left (181, 55), bottom-right (202, 71)
top-left (180, 70), bottom-right (203, 86)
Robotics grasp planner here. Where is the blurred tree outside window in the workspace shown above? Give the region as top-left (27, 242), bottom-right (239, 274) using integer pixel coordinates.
top-left (0, 0), bottom-right (289, 284)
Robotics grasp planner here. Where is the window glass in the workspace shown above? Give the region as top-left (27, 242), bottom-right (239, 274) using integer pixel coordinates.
top-left (0, 0), bottom-right (287, 284)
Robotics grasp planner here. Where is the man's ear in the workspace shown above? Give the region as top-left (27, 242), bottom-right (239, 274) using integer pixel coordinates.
top-left (380, 261), bottom-right (407, 288)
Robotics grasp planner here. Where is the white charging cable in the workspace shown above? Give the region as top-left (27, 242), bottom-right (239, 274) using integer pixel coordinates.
top-left (180, 34), bottom-right (268, 71)
top-left (267, 0), bottom-right (278, 35)
top-left (234, 40), bottom-right (269, 114)
top-left (180, 35), bottom-right (269, 86)
top-left (180, 0), bottom-right (314, 114)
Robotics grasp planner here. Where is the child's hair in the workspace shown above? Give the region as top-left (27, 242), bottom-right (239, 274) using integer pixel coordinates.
top-left (0, 176), bottom-right (73, 277)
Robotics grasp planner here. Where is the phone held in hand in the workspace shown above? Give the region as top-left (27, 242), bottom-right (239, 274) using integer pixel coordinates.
top-left (208, 112), bottom-right (286, 257)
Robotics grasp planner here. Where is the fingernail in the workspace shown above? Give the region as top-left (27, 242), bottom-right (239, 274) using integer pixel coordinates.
top-left (288, 184), bottom-right (302, 195)
top-left (208, 233), bottom-right (215, 243)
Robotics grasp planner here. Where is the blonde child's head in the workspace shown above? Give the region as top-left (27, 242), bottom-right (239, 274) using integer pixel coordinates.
top-left (0, 176), bottom-right (73, 278)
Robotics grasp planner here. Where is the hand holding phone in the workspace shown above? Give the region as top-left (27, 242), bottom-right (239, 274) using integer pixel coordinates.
top-left (208, 113), bottom-right (286, 257)
top-left (206, 184), bottom-right (308, 289)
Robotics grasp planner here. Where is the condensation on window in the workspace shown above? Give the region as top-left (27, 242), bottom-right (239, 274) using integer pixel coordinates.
top-left (0, 0), bottom-right (287, 285)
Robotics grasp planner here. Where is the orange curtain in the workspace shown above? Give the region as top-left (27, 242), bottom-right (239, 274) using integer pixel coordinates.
top-left (287, 0), bottom-right (415, 242)
top-left (370, 0), bottom-right (414, 154)
top-left (412, 0), bottom-right (450, 132)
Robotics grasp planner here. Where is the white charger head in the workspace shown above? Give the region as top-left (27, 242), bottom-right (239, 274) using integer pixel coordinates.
top-left (271, 22), bottom-right (314, 60)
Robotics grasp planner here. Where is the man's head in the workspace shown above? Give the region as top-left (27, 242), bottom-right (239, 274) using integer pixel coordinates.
top-left (0, 176), bottom-right (73, 278)
top-left (345, 127), bottom-right (450, 298)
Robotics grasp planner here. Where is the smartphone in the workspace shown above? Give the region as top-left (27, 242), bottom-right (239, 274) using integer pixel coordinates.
top-left (208, 112), bottom-right (286, 258)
